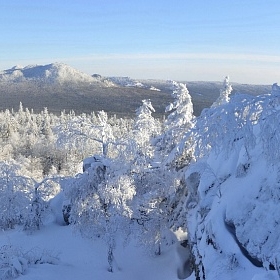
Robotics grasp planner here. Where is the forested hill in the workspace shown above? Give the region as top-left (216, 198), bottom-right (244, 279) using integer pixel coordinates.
top-left (0, 63), bottom-right (271, 116)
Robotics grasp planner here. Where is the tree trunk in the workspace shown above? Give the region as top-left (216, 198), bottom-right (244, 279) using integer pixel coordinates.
top-left (107, 245), bottom-right (114, 272)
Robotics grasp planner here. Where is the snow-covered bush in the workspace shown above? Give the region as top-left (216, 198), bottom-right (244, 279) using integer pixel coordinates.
top-left (0, 245), bottom-right (28, 279)
top-left (0, 162), bottom-right (32, 230)
top-left (0, 245), bottom-right (59, 279)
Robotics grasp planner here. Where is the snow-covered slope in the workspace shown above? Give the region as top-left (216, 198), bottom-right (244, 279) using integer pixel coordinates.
top-left (181, 84), bottom-right (280, 279)
top-left (107, 76), bottom-right (146, 88)
top-left (107, 76), bottom-right (161, 91)
top-left (0, 63), bottom-right (111, 86)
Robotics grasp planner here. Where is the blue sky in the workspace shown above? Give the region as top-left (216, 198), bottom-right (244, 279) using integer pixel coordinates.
top-left (0, 0), bottom-right (279, 84)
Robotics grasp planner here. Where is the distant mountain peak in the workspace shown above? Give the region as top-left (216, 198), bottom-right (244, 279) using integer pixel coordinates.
top-left (0, 62), bottom-right (108, 85)
top-left (11, 65), bottom-right (24, 70)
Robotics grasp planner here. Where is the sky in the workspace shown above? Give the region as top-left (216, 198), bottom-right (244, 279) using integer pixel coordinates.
top-left (0, 0), bottom-right (279, 84)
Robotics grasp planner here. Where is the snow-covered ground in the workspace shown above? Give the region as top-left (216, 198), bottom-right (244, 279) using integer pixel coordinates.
top-left (0, 199), bottom-right (189, 280)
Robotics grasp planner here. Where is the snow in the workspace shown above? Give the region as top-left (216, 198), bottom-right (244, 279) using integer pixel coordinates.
top-left (183, 85), bottom-right (280, 279)
top-left (150, 86), bottom-right (161, 91)
top-left (1, 72), bottom-right (280, 279)
top-left (185, 159), bottom-right (280, 278)
top-left (0, 63), bottom-right (166, 91)
top-left (0, 222), bottom-right (183, 280)
top-left (107, 76), bottom-right (145, 88)
top-left (107, 76), bottom-right (161, 91)
top-left (0, 63), bottom-right (109, 85)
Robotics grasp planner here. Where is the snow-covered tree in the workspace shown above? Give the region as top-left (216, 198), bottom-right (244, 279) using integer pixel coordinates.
top-left (133, 99), bottom-right (160, 155)
top-left (211, 76), bottom-right (232, 107)
top-left (65, 156), bottom-right (135, 272)
top-left (24, 177), bottom-right (60, 231)
top-left (96, 111), bottom-right (115, 157)
top-left (155, 81), bottom-right (194, 169)
top-left (131, 166), bottom-right (178, 255)
top-left (272, 82), bottom-right (280, 95)
top-left (134, 99), bottom-right (159, 137)
top-left (165, 81), bottom-right (194, 131)
top-left (0, 162), bottom-right (32, 230)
